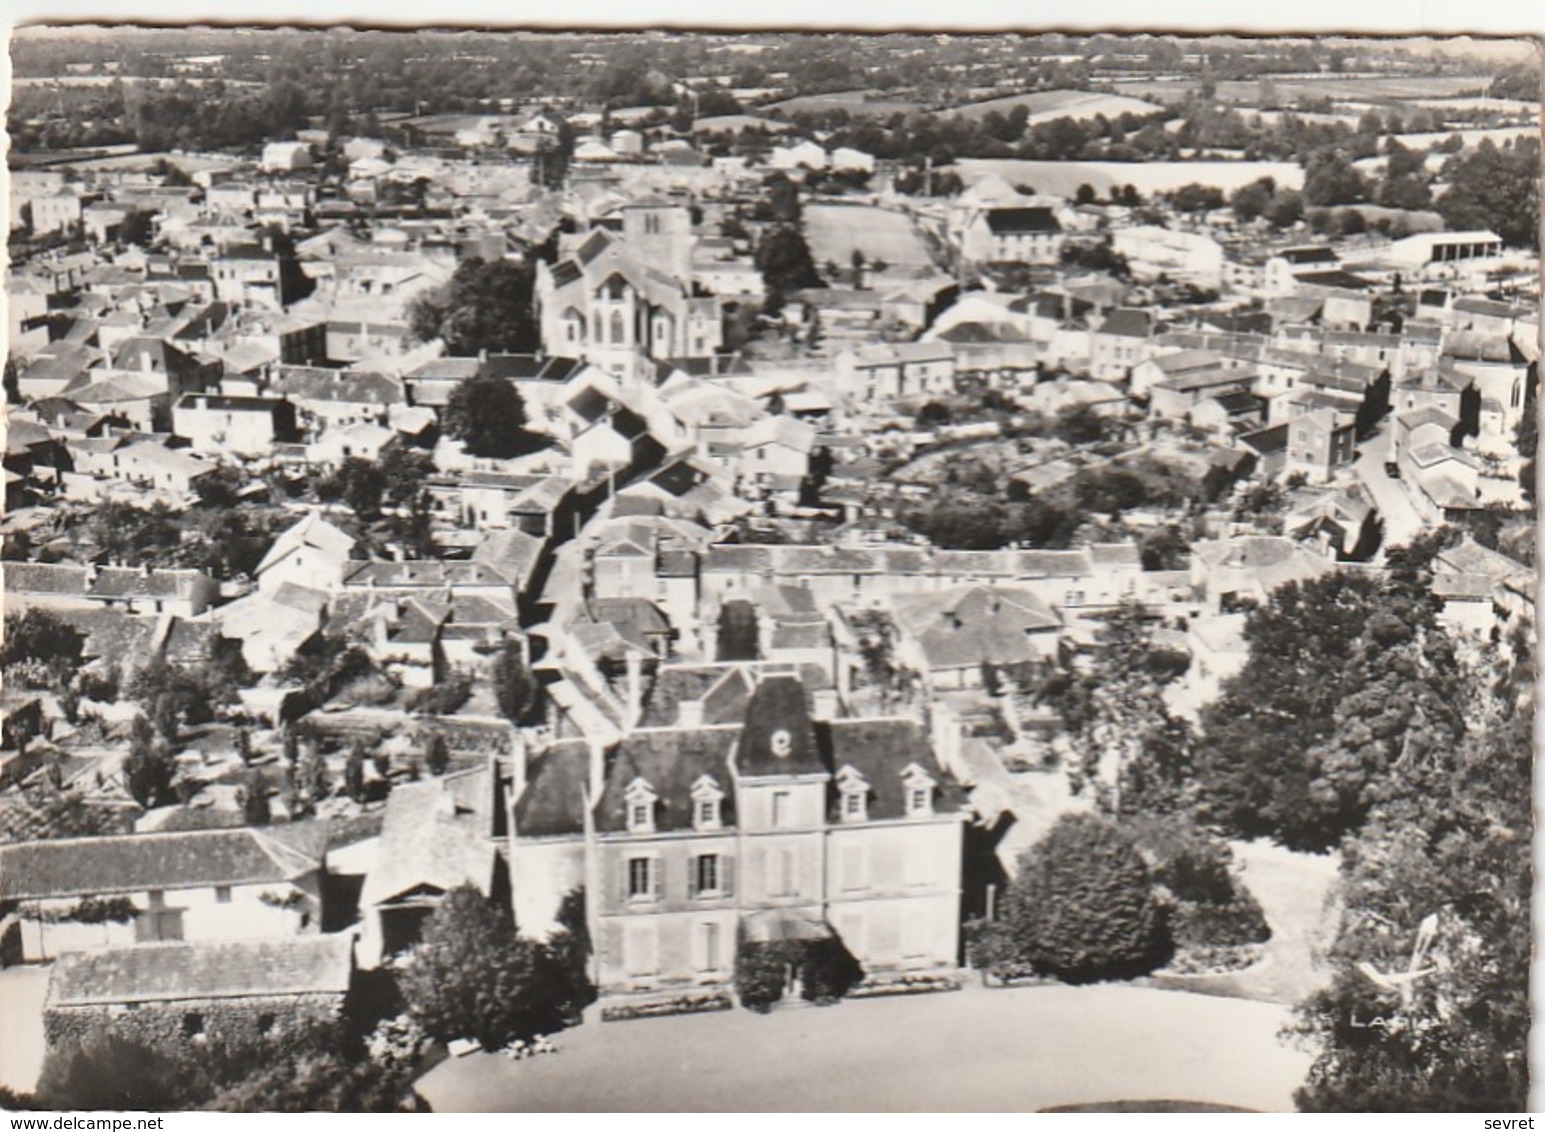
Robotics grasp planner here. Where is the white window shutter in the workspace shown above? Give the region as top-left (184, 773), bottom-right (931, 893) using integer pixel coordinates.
top-left (722, 854), bottom-right (734, 898)
top-left (651, 856), bottom-right (664, 901)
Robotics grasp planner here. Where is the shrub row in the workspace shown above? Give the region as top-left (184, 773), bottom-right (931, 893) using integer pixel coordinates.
top-left (600, 991), bottom-right (733, 1023)
top-left (847, 972), bottom-right (962, 999)
top-left (1170, 897), bottom-right (1271, 949)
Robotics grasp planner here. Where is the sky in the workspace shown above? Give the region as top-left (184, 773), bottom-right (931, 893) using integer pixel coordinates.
top-left (2, 2), bottom-right (1544, 38)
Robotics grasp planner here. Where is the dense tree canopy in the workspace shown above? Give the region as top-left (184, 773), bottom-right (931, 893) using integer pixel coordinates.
top-left (398, 885), bottom-right (571, 1050)
top-left (1001, 813), bottom-right (1168, 982)
top-left (755, 224), bottom-right (823, 313)
top-left (2, 609), bottom-right (85, 675)
top-left (1437, 137), bottom-right (1540, 247)
top-left (122, 714), bottom-right (176, 809)
top-left (1046, 600), bottom-right (1193, 814)
top-left (408, 257), bottom-right (540, 356)
top-left (1193, 536), bottom-right (1470, 852)
top-left (1303, 154), bottom-right (1370, 208)
top-left (321, 457), bottom-right (387, 519)
top-left (1291, 700), bottom-right (1531, 1111)
top-left (441, 374), bottom-right (530, 459)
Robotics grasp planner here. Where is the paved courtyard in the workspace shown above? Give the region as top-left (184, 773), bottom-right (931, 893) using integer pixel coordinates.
top-left (418, 983), bottom-right (1315, 1112)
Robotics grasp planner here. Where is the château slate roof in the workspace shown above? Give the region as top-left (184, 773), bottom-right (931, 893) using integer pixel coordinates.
top-left (820, 718), bottom-right (966, 822)
top-left (590, 674), bottom-right (967, 836)
top-left (513, 741), bottom-right (592, 838)
top-left (594, 726), bottom-right (740, 834)
top-left (734, 674), bottom-right (825, 778)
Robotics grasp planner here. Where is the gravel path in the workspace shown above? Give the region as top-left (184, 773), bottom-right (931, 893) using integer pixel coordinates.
top-left (1151, 840), bottom-right (1342, 1005)
top-left (417, 982), bottom-right (1313, 1113)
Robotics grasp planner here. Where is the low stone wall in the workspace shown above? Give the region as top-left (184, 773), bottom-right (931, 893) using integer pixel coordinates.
top-left (44, 991), bottom-right (345, 1051)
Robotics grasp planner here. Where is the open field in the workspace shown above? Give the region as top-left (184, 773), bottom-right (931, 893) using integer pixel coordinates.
top-left (1389, 125), bottom-right (1540, 150)
top-left (1107, 73), bottom-right (1495, 105)
top-left (947, 88), bottom-right (1162, 124)
top-left (1405, 96), bottom-right (1540, 114)
top-left (398, 112), bottom-right (524, 133)
top-left (418, 983), bottom-right (1314, 1112)
top-left (953, 158), bottom-right (1305, 197)
top-left (803, 202), bottom-right (936, 269)
top-left (1218, 74), bottom-right (1497, 103)
top-left (761, 89), bottom-right (925, 117)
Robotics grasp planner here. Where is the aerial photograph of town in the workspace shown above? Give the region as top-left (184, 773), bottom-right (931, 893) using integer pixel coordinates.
top-left (0, 21), bottom-right (1537, 1114)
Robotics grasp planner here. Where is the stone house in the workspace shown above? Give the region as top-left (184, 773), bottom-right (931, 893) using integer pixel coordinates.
top-left (44, 935), bottom-right (354, 1051)
top-left (0, 824), bottom-right (330, 963)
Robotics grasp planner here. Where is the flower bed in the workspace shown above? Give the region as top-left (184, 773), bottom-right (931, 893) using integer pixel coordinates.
top-left (1160, 943), bottom-right (1266, 977)
top-left (847, 972), bottom-right (963, 999)
top-left (600, 991), bottom-right (733, 1023)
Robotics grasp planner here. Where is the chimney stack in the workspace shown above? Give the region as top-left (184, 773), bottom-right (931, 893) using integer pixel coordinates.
top-left (624, 649), bottom-right (644, 726)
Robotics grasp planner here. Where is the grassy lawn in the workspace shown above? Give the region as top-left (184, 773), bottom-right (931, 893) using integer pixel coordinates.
top-left (947, 89), bottom-right (1161, 124)
top-left (417, 983), bottom-right (1313, 1112)
top-left (803, 204), bottom-right (936, 270)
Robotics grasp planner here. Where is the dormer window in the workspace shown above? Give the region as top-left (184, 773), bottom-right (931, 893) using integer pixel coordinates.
top-left (625, 777), bottom-right (657, 834)
top-left (690, 775), bottom-right (725, 832)
top-left (836, 766), bottom-right (869, 823)
top-left (902, 764), bottom-right (937, 817)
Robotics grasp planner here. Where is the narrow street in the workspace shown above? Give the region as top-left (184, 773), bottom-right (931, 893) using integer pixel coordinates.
top-left (1346, 424), bottom-right (1425, 553)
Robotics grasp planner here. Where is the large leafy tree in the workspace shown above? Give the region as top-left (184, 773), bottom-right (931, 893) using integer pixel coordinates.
top-left (1001, 813), bottom-right (1168, 983)
top-left (408, 256), bottom-right (539, 356)
top-left (2, 609), bottom-right (85, 672)
top-left (1049, 599), bottom-right (1193, 816)
top-left (493, 639), bottom-right (542, 726)
top-left (1437, 137), bottom-right (1540, 247)
top-left (1514, 408), bottom-right (1536, 505)
top-left (122, 713), bottom-right (176, 809)
top-left (320, 456), bottom-right (386, 519)
top-left (380, 444), bottom-right (435, 509)
top-left (1192, 548), bottom-right (1459, 852)
top-left (1303, 153), bottom-right (1369, 207)
top-left (754, 224), bottom-right (822, 312)
top-left (397, 885), bottom-right (569, 1050)
top-left (715, 600), bottom-right (760, 661)
top-left (86, 501), bottom-right (181, 566)
top-left (1229, 175), bottom-right (1276, 222)
top-left (441, 373), bottom-right (529, 459)
top-left (1290, 703), bottom-right (1531, 1111)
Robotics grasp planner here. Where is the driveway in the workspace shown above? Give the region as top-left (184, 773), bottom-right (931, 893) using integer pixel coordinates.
top-left (417, 983), bottom-right (1314, 1113)
top-left (0, 964), bottom-right (51, 1094)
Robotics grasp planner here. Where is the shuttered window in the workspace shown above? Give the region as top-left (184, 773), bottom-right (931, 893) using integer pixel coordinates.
top-left (625, 856), bottom-right (659, 902)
